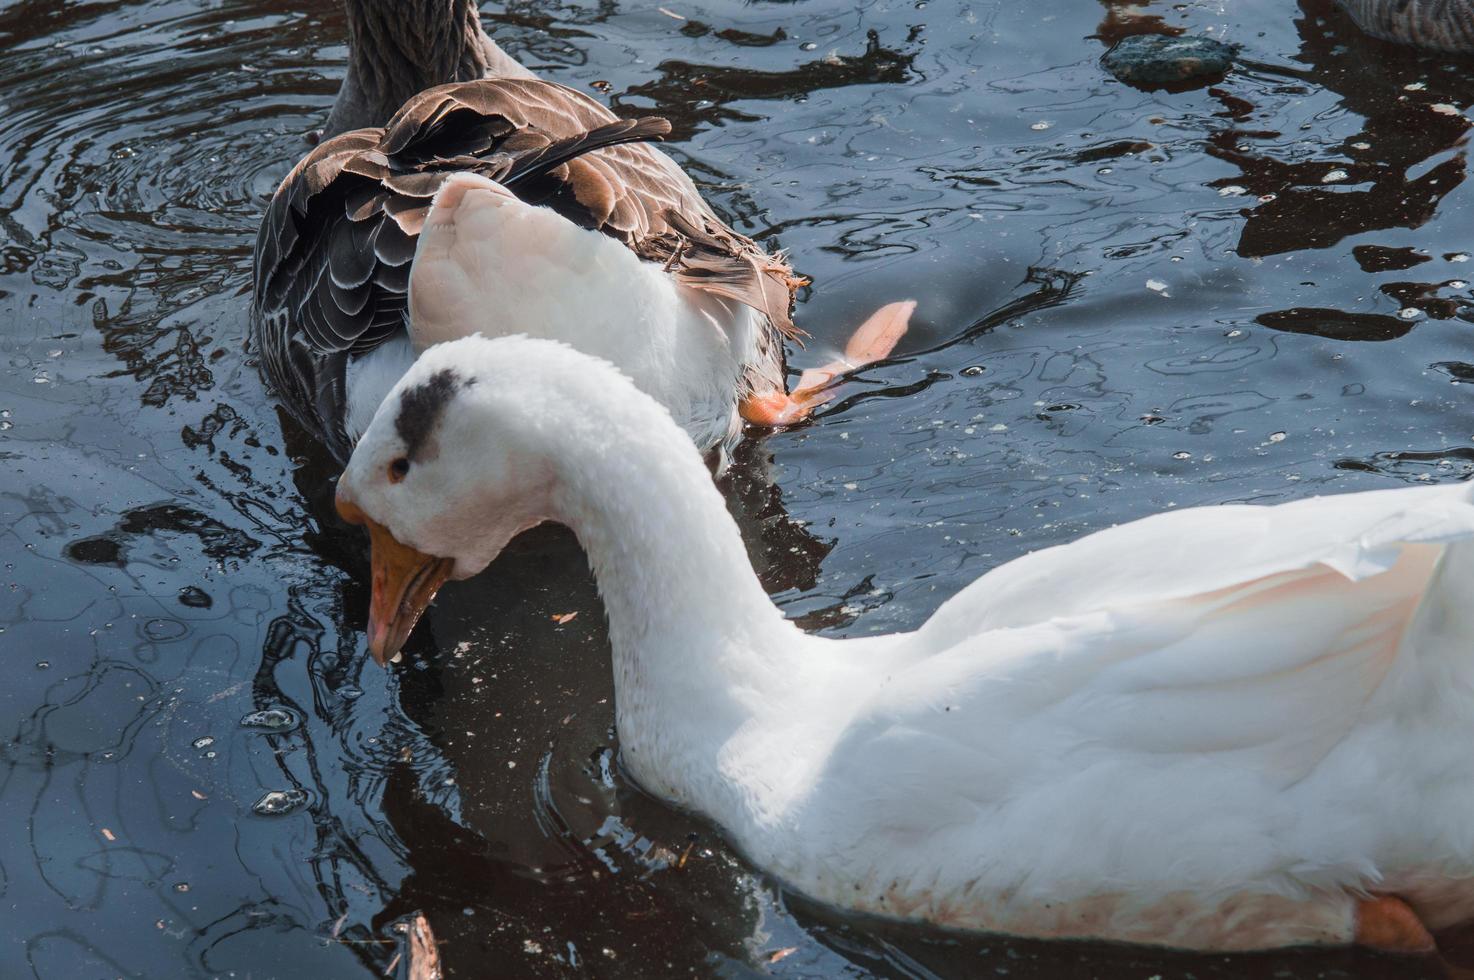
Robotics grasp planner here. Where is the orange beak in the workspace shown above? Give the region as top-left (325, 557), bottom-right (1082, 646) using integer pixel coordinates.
top-left (336, 493), bottom-right (454, 666)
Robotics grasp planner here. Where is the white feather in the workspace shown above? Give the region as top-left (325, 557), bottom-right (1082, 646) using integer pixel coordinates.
top-left (345, 173), bottom-right (760, 454)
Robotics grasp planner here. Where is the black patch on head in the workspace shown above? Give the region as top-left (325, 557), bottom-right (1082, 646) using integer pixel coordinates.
top-left (395, 368), bottom-right (470, 462)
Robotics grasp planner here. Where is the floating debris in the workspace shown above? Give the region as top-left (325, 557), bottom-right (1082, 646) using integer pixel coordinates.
top-left (1146, 279), bottom-right (1170, 295)
top-left (551, 612), bottom-right (578, 625)
top-left (100, 827), bottom-right (117, 842)
top-left (192, 736), bottom-right (215, 750)
top-left (252, 788), bottom-right (309, 816)
top-left (1322, 169), bottom-right (1349, 184)
top-left (177, 586), bottom-right (212, 609)
top-left (239, 707), bottom-right (299, 733)
top-left (1102, 35), bottom-right (1237, 89)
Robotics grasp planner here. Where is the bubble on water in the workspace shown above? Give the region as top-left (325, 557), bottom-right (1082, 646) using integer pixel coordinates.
top-left (338, 685), bottom-right (364, 700)
top-left (960, 365), bottom-right (986, 377)
top-left (0, 421), bottom-right (10, 431)
top-left (799, 42), bottom-right (816, 51)
top-left (1030, 120), bottom-right (1052, 131)
top-left (1218, 185), bottom-right (1245, 196)
top-left (1450, 281), bottom-right (1468, 290)
top-left (1268, 431), bottom-right (1286, 443)
top-left (1173, 451), bottom-right (1192, 459)
top-left (1398, 307), bottom-right (1423, 320)
top-left (35, 661), bottom-right (49, 669)
top-left (192, 736), bottom-right (214, 750)
top-left (1351, 141), bottom-right (1372, 150)
top-left (252, 789), bottom-right (309, 816)
top-left (1449, 253), bottom-right (1470, 263)
top-left (240, 707), bottom-right (299, 733)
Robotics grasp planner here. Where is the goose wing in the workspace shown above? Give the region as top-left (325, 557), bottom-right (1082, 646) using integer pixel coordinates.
top-left (252, 77), bottom-right (800, 459)
top-left (810, 484), bottom-right (1474, 866)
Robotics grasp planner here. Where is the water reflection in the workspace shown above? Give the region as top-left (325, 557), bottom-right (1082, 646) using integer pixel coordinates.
top-left (615, 29), bottom-right (917, 140)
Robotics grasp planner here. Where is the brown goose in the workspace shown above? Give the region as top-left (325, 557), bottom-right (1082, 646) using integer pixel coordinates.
top-left (252, 0), bottom-right (912, 464)
top-left (1335, 0), bottom-right (1473, 52)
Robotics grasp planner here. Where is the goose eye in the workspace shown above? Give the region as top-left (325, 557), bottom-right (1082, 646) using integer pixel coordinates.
top-left (388, 457), bottom-right (411, 483)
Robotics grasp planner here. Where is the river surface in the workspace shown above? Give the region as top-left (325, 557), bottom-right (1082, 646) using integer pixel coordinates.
top-left (2, 0), bottom-right (1473, 977)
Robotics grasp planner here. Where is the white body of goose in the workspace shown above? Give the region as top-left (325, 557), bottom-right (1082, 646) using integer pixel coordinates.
top-left (340, 169), bottom-right (774, 454)
top-left (336, 335), bottom-right (1474, 953)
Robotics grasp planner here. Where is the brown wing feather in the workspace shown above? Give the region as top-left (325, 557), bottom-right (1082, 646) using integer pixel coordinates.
top-left (251, 77), bottom-right (798, 460)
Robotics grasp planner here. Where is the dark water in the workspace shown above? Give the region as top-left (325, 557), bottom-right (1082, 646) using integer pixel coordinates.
top-left (2, 0), bottom-right (1473, 976)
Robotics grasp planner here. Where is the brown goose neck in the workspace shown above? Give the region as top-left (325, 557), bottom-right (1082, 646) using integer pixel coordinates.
top-left (346, 0), bottom-right (490, 103)
top-left (340, 0), bottom-right (490, 125)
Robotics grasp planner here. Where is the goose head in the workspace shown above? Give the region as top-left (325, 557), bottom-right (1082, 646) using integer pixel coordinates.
top-left (335, 337), bottom-right (561, 664)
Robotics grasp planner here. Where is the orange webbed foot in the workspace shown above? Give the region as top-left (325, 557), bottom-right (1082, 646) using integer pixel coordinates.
top-left (740, 300), bottom-right (915, 428)
top-left (1355, 895), bottom-right (1436, 954)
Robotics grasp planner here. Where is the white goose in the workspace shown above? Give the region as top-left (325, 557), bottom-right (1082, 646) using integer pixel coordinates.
top-left (336, 334), bottom-right (1474, 953)
top-left (252, 0), bottom-right (910, 464)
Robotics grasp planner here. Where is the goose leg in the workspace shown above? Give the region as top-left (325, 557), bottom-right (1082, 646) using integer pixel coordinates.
top-left (739, 300), bottom-right (915, 427)
top-left (1356, 895), bottom-right (1436, 953)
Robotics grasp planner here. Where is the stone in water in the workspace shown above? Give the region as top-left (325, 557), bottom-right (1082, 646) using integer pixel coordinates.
top-left (1103, 35), bottom-right (1237, 89)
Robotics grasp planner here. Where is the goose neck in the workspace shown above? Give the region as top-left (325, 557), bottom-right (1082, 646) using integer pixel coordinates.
top-left (543, 417), bottom-right (802, 804)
